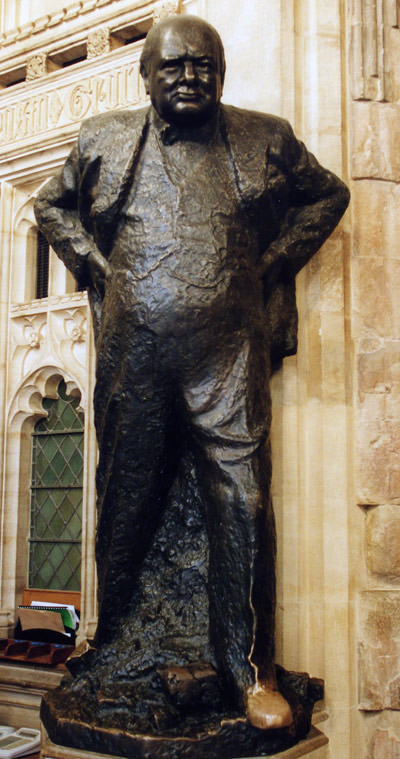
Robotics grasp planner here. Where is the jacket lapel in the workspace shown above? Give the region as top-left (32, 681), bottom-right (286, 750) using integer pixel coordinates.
top-left (90, 107), bottom-right (150, 222)
top-left (221, 104), bottom-right (270, 203)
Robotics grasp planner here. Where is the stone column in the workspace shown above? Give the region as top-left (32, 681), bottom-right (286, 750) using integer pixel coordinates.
top-left (0, 181), bottom-right (14, 636)
top-left (350, 1), bottom-right (400, 756)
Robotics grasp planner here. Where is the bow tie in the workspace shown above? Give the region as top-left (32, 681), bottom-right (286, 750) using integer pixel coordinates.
top-left (158, 117), bottom-right (219, 146)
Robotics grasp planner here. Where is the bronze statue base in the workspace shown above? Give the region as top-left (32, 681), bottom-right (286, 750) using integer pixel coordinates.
top-left (41, 665), bottom-right (323, 759)
top-left (42, 725), bottom-right (329, 759)
top-left (40, 458), bottom-right (323, 758)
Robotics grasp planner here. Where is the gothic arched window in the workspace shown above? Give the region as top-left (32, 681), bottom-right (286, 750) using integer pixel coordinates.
top-left (29, 380), bottom-right (83, 591)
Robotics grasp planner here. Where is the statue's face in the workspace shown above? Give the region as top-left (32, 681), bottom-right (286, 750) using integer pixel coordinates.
top-left (144, 21), bottom-right (223, 127)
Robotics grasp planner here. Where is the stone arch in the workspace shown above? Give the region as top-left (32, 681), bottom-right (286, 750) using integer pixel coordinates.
top-left (12, 189), bottom-right (76, 304)
top-left (0, 366), bottom-right (85, 622)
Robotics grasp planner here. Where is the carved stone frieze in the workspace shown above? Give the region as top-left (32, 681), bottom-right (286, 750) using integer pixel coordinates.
top-left (351, 0), bottom-right (399, 101)
top-left (87, 28), bottom-right (111, 58)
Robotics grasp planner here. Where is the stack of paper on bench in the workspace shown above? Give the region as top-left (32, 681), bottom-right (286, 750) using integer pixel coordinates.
top-left (16, 602), bottom-right (78, 644)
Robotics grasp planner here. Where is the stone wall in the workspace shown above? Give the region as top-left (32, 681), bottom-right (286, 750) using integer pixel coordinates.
top-left (351, 2), bottom-right (400, 755)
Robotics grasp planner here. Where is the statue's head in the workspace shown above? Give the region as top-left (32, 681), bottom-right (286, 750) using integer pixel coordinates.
top-left (140, 14), bottom-right (225, 127)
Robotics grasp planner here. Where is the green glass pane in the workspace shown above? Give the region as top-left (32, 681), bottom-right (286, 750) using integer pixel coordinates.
top-left (59, 490), bottom-right (77, 519)
top-left (68, 449), bottom-right (83, 480)
top-left (46, 543), bottom-right (81, 591)
top-left (60, 436), bottom-right (75, 460)
top-left (64, 544), bottom-right (81, 590)
top-left (49, 510), bottom-right (64, 538)
top-left (59, 405), bottom-right (75, 429)
top-left (51, 543), bottom-right (64, 566)
top-left (39, 466), bottom-right (57, 487)
top-left (60, 494), bottom-right (82, 539)
top-left (29, 380), bottom-right (83, 591)
top-left (29, 543), bottom-right (53, 587)
top-left (51, 449), bottom-right (67, 477)
top-left (41, 436), bottom-right (57, 456)
top-left (57, 560), bottom-right (73, 587)
top-left (32, 492), bottom-right (56, 530)
top-left (34, 513), bottom-right (49, 539)
top-left (65, 511), bottom-right (82, 540)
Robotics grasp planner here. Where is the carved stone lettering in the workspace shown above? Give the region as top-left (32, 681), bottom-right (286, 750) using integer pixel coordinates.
top-left (48, 91), bottom-right (63, 126)
top-left (0, 59), bottom-right (145, 145)
top-left (69, 83), bottom-right (93, 120)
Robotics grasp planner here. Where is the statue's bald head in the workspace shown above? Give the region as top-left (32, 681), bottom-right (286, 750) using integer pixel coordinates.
top-left (140, 15), bottom-right (226, 86)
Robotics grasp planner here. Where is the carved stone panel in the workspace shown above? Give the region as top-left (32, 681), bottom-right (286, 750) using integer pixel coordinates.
top-left (351, 0), bottom-right (399, 101)
top-left (26, 52), bottom-right (48, 81)
top-left (9, 295), bottom-right (89, 395)
top-left (87, 28), bottom-right (111, 59)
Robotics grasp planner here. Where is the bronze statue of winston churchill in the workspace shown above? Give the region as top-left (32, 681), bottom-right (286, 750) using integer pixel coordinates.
top-left (35, 13), bottom-right (349, 756)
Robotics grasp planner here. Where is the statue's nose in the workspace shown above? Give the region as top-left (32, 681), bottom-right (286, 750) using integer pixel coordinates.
top-left (182, 61), bottom-right (196, 82)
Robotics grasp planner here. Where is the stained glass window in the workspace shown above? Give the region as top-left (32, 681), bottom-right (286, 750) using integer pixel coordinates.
top-left (29, 381), bottom-right (83, 591)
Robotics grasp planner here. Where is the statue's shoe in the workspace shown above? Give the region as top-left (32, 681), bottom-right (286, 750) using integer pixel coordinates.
top-left (246, 683), bottom-right (294, 730)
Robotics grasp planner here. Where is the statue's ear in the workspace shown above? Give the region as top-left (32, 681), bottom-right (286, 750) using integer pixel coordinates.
top-left (140, 62), bottom-right (150, 95)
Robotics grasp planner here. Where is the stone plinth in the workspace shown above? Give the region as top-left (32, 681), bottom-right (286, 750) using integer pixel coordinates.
top-left (0, 662), bottom-right (63, 729)
top-left (41, 725), bottom-right (328, 759)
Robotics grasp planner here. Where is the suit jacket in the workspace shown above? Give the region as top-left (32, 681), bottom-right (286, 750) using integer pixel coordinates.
top-left (34, 103), bottom-right (349, 363)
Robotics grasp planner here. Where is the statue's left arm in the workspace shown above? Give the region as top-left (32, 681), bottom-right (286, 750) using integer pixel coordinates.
top-left (261, 121), bottom-right (350, 284)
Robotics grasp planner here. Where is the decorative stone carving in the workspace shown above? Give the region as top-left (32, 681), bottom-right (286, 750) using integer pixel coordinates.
top-left (153, 1), bottom-right (181, 24)
top-left (8, 367), bottom-right (84, 427)
top-left (51, 307), bottom-right (88, 369)
top-left (26, 52), bottom-right (47, 81)
top-left (87, 28), bottom-right (111, 59)
top-left (9, 298), bottom-right (89, 392)
top-left (27, 330), bottom-right (41, 349)
top-left (351, 0), bottom-right (400, 102)
top-left (11, 314), bottom-right (47, 378)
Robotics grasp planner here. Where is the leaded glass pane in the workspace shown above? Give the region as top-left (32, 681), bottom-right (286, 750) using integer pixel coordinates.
top-left (29, 542), bottom-right (81, 591)
top-left (29, 381), bottom-right (83, 591)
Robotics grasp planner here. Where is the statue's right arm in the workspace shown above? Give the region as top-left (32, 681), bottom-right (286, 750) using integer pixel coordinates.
top-left (34, 142), bottom-right (110, 297)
